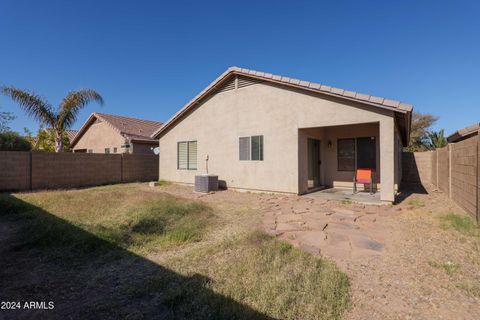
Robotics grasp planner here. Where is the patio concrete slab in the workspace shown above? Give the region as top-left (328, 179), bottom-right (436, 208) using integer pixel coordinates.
top-left (304, 188), bottom-right (381, 204)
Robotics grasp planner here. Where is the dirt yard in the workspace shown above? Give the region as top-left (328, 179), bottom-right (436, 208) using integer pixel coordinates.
top-left (163, 183), bottom-right (480, 320)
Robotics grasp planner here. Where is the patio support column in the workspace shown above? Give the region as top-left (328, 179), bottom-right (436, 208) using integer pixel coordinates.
top-left (380, 117), bottom-right (395, 203)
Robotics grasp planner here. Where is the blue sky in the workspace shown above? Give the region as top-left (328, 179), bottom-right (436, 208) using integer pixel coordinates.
top-left (1, 0), bottom-right (479, 135)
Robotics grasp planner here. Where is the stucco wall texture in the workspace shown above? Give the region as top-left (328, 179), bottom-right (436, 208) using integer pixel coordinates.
top-left (159, 82), bottom-right (400, 202)
top-left (73, 120), bottom-right (126, 153)
top-left (73, 120), bottom-right (157, 154)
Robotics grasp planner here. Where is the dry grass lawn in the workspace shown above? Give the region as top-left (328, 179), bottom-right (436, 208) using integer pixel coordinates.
top-left (0, 183), bottom-right (349, 320)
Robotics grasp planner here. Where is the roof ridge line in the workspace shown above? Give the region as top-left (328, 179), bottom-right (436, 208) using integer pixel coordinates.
top-left (151, 67), bottom-right (413, 139)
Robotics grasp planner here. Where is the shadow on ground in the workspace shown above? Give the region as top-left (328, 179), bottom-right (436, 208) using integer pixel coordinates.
top-left (0, 194), bottom-right (273, 320)
top-left (395, 182), bottom-right (429, 204)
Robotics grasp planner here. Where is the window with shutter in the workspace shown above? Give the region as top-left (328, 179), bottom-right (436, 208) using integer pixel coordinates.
top-left (239, 135), bottom-right (263, 161)
top-left (177, 141), bottom-right (197, 170)
top-left (177, 142), bottom-right (188, 169)
top-left (239, 137), bottom-right (250, 160)
top-left (188, 141), bottom-right (197, 170)
top-left (251, 135), bottom-right (263, 160)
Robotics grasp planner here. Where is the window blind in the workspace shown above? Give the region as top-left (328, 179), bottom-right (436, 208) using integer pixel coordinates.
top-left (251, 135), bottom-right (263, 160)
top-left (188, 141), bottom-right (197, 170)
top-left (239, 136), bottom-right (263, 161)
top-left (177, 142), bottom-right (188, 169)
top-left (239, 137), bottom-right (250, 160)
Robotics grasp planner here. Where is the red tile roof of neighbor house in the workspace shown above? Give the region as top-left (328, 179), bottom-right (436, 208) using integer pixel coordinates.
top-left (70, 112), bottom-right (163, 147)
top-left (151, 67), bottom-right (413, 141)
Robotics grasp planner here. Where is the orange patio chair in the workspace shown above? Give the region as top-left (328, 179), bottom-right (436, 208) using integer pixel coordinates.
top-left (353, 168), bottom-right (374, 194)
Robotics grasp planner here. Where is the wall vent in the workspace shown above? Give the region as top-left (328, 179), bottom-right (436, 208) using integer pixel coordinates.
top-left (214, 75), bottom-right (264, 94)
top-left (237, 75), bottom-right (263, 88)
top-left (215, 76), bottom-right (236, 93)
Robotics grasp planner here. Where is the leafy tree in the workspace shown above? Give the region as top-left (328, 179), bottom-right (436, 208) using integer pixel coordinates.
top-left (405, 112), bottom-right (439, 152)
top-left (1, 87), bottom-right (103, 152)
top-left (0, 131), bottom-right (31, 151)
top-left (0, 107), bottom-right (15, 132)
top-left (427, 129), bottom-right (448, 150)
top-left (24, 125), bottom-right (71, 152)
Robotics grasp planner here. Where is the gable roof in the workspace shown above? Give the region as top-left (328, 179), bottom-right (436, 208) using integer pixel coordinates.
top-left (447, 123), bottom-right (480, 143)
top-left (151, 67), bottom-right (413, 143)
top-left (71, 112), bottom-right (163, 147)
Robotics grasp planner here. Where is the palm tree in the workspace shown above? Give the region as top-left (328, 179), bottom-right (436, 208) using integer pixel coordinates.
top-left (1, 87), bottom-right (103, 152)
top-left (427, 129), bottom-right (448, 150)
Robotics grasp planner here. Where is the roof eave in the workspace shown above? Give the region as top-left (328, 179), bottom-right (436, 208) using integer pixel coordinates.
top-left (152, 68), bottom-right (412, 139)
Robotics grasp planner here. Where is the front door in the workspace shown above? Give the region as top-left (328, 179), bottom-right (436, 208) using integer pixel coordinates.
top-left (308, 138), bottom-right (321, 188)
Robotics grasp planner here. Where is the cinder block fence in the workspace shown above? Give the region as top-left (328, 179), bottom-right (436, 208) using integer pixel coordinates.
top-left (402, 135), bottom-right (479, 223)
top-left (0, 151), bottom-right (158, 192)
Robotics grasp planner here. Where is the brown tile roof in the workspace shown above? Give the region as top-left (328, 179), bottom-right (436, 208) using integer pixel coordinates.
top-left (152, 66), bottom-right (413, 139)
top-left (71, 112), bottom-right (163, 147)
top-left (447, 123), bottom-right (480, 143)
top-left (64, 130), bottom-right (78, 142)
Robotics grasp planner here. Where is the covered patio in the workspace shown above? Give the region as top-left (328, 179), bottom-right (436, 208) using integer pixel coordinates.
top-left (298, 121), bottom-right (402, 203)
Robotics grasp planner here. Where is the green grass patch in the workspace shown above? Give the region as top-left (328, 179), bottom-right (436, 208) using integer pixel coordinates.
top-left (428, 260), bottom-right (459, 276)
top-left (407, 198), bottom-right (425, 207)
top-left (94, 198), bottom-right (213, 250)
top-left (441, 212), bottom-right (479, 236)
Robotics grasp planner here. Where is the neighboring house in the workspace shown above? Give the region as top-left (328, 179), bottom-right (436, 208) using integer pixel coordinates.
top-left (71, 112), bottom-right (163, 154)
top-left (152, 67), bottom-right (413, 202)
top-left (447, 123), bottom-right (479, 143)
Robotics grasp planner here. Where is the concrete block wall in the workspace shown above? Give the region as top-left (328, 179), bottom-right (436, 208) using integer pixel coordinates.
top-left (122, 154), bottom-right (159, 182)
top-left (402, 151), bottom-right (435, 184)
top-left (450, 137), bottom-right (478, 217)
top-left (0, 151), bottom-right (30, 190)
top-left (437, 146), bottom-right (450, 195)
top-left (403, 135), bottom-right (479, 222)
top-left (431, 151), bottom-right (437, 187)
top-left (0, 151), bottom-right (158, 192)
top-left (31, 152), bottom-right (122, 190)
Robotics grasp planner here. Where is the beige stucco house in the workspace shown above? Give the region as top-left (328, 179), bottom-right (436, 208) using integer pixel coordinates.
top-left (71, 112), bottom-right (163, 154)
top-left (152, 67), bottom-right (412, 202)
